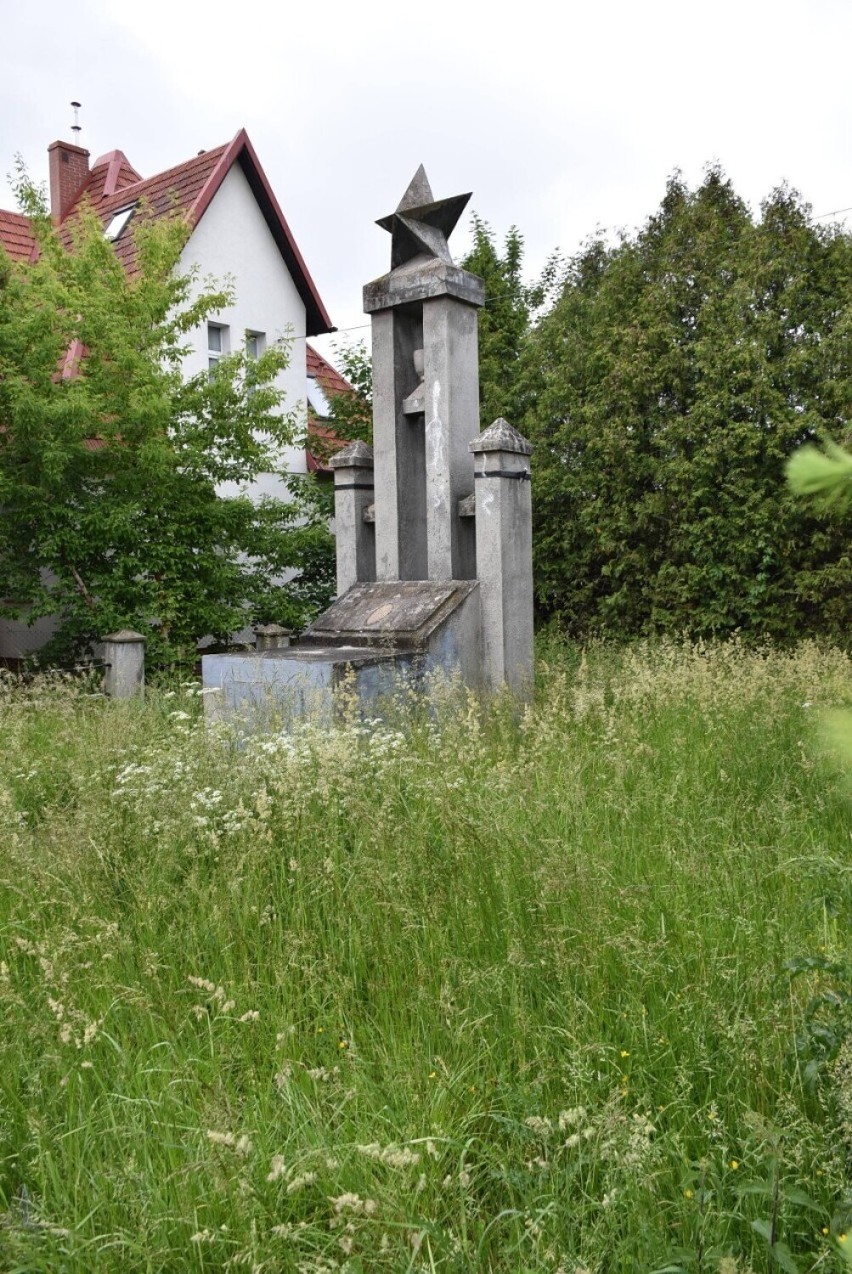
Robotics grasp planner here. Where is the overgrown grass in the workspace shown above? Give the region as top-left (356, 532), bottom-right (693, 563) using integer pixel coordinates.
top-left (0, 641), bottom-right (850, 1272)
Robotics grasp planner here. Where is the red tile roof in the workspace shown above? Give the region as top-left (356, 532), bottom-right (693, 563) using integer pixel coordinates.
top-left (0, 209), bottom-right (37, 262)
top-left (63, 144), bottom-right (229, 276)
top-left (88, 149), bottom-right (143, 200)
top-left (2, 129), bottom-right (334, 337)
top-left (307, 343), bottom-right (355, 399)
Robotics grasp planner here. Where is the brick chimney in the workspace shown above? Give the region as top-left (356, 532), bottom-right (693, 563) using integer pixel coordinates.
top-left (48, 140), bottom-right (90, 221)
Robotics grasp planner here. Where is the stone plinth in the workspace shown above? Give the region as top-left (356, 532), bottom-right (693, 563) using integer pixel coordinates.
top-left (202, 578), bottom-right (483, 727)
top-left (303, 578), bottom-right (483, 689)
top-left (202, 646), bottom-right (400, 731)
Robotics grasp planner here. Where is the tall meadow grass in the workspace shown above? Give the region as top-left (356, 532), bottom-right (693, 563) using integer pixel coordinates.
top-left (0, 641), bottom-right (850, 1272)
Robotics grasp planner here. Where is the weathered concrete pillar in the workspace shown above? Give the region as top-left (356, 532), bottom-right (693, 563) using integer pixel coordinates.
top-left (103, 630), bottom-right (145, 699)
top-left (423, 295), bottom-right (479, 581)
top-left (470, 419), bottom-right (534, 697)
top-left (329, 440), bottom-right (377, 595)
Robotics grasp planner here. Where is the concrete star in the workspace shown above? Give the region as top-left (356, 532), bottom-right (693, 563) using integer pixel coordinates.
top-left (377, 165), bottom-right (471, 270)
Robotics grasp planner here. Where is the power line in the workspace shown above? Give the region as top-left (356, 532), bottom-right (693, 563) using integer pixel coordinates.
top-left (813, 204), bottom-right (852, 220)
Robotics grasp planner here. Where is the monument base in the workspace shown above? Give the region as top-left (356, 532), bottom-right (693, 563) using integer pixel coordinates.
top-left (201, 580), bottom-right (481, 731)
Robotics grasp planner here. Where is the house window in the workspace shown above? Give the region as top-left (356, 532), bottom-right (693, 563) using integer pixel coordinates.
top-left (208, 323), bottom-right (228, 377)
top-left (245, 331), bottom-right (265, 359)
top-left (103, 205), bottom-right (136, 241)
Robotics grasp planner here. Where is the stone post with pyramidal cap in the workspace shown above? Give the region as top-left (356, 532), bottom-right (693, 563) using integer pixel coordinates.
top-left (470, 418), bottom-right (534, 696)
top-left (329, 439), bottom-right (376, 595)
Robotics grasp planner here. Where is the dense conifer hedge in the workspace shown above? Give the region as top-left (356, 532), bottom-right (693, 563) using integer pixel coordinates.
top-left (521, 170), bottom-right (852, 640)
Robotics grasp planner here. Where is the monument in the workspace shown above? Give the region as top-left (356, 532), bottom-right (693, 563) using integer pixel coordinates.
top-left (202, 168), bottom-right (534, 722)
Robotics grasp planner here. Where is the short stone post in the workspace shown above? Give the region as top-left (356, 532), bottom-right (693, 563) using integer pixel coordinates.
top-left (469, 419), bottom-right (534, 697)
top-left (103, 629), bottom-right (145, 699)
top-left (255, 623), bottom-right (292, 651)
top-left (329, 440), bottom-right (376, 595)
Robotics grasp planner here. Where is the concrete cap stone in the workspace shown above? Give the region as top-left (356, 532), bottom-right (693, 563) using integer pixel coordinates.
top-left (103, 629), bottom-right (146, 643)
top-left (364, 258), bottom-right (485, 312)
top-left (470, 418), bottom-right (533, 455)
top-left (329, 440), bottom-right (374, 469)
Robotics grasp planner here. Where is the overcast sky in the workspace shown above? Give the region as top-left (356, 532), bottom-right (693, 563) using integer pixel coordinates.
top-left (2, 0), bottom-right (850, 364)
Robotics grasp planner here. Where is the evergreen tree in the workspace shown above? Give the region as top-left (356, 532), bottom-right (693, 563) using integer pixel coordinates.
top-left (461, 216), bottom-right (539, 426)
top-left (524, 168), bottom-right (852, 640)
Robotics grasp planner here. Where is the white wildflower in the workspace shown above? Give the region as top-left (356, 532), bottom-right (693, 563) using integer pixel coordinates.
top-left (207, 1130), bottom-right (236, 1148)
top-left (524, 1115), bottom-right (553, 1137)
top-left (558, 1107), bottom-right (587, 1130)
top-left (287, 1172), bottom-right (316, 1194)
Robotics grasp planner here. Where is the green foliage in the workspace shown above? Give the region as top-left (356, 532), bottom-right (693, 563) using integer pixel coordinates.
top-left (326, 338), bottom-right (373, 445)
top-left (461, 215), bottom-right (538, 425)
top-left (524, 167), bottom-right (852, 641)
top-left (788, 437), bottom-right (852, 511)
top-left (0, 166), bottom-right (333, 665)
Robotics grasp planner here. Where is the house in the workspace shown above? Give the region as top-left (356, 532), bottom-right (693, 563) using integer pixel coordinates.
top-left (0, 127), bottom-right (337, 658)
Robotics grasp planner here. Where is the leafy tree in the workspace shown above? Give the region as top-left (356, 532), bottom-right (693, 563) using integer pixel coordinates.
top-left (0, 171), bottom-right (333, 665)
top-left (523, 168), bottom-right (852, 640)
top-left (325, 339), bottom-right (373, 446)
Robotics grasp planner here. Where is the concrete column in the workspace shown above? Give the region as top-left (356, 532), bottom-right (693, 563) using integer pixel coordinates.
top-left (423, 296), bottom-right (478, 581)
top-left (470, 419), bottom-right (534, 698)
top-left (329, 440), bottom-right (376, 595)
top-left (370, 309), bottom-right (426, 581)
top-left (103, 630), bottom-right (145, 699)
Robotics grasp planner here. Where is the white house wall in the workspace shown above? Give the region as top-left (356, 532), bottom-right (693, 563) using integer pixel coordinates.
top-left (179, 162), bottom-right (309, 491)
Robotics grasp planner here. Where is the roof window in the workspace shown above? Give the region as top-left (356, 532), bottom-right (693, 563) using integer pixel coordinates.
top-left (103, 205), bottom-right (136, 242)
top-left (307, 376), bottom-right (332, 418)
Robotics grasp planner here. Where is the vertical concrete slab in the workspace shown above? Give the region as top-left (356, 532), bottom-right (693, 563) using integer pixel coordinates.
top-left (423, 295), bottom-right (479, 581)
top-left (470, 419), bottom-right (534, 697)
top-left (371, 309), bottom-right (426, 581)
top-left (330, 440), bottom-right (376, 594)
